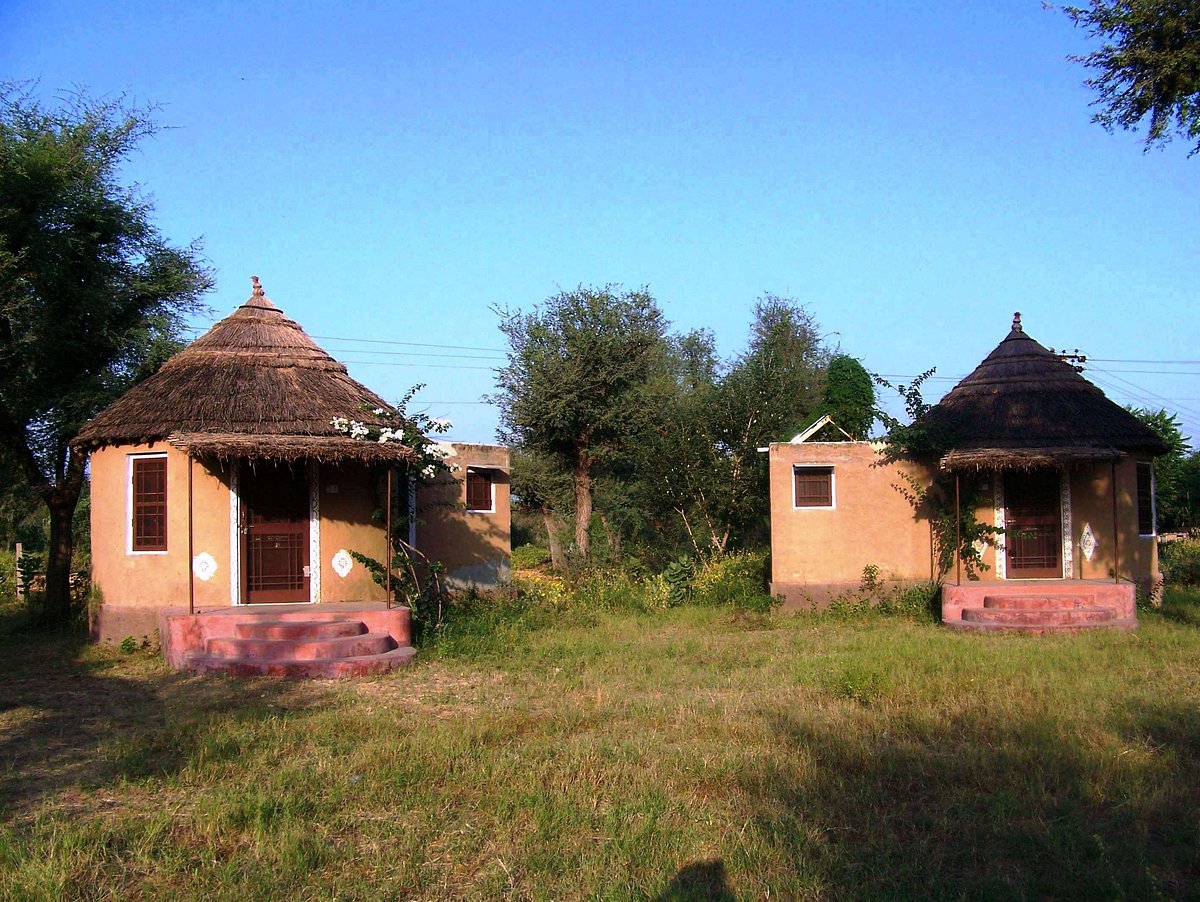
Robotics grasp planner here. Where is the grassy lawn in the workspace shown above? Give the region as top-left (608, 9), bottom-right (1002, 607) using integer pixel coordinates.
top-left (2, 592), bottom-right (1200, 900)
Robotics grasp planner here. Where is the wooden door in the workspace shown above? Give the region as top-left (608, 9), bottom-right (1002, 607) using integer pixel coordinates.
top-left (1004, 469), bottom-right (1062, 579)
top-left (241, 463), bottom-right (310, 604)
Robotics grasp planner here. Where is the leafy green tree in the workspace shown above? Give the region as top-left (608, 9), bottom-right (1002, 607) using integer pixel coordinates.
top-left (0, 87), bottom-right (211, 624)
top-left (633, 297), bottom-right (832, 554)
top-left (1127, 406), bottom-right (1197, 530)
top-left (813, 354), bottom-right (876, 440)
top-left (493, 285), bottom-right (667, 564)
top-left (1064, 1), bottom-right (1200, 154)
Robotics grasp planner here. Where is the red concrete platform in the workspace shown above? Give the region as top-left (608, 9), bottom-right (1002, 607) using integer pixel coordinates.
top-left (158, 603), bottom-right (416, 678)
top-left (941, 581), bottom-right (1137, 634)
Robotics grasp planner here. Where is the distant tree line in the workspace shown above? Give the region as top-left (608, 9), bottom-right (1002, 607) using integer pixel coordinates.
top-left (491, 285), bottom-right (875, 568)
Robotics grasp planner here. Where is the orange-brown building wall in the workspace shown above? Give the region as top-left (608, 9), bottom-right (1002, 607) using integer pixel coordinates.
top-left (417, 443), bottom-right (511, 587)
top-left (769, 442), bottom-right (936, 606)
top-left (769, 443), bottom-right (1161, 609)
top-left (90, 443), bottom-right (234, 613)
top-left (315, 462), bottom-right (388, 603)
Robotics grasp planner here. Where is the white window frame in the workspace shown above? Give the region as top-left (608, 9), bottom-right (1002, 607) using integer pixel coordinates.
top-left (465, 467), bottom-right (496, 514)
top-left (792, 464), bottom-right (836, 510)
top-left (127, 452), bottom-right (169, 555)
top-left (1137, 460), bottom-right (1157, 538)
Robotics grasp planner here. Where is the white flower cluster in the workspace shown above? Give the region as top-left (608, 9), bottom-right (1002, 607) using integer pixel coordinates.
top-left (330, 417), bottom-right (370, 439)
top-left (376, 427), bottom-right (404, 444)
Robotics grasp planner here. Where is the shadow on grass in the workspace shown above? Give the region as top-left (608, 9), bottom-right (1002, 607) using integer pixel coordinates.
top-left (746, 704), bottom-right (1200, 900)
top-left (655, 859), bottom-right (736, 901)
top-left (0, 625), bottom-right (338, 819)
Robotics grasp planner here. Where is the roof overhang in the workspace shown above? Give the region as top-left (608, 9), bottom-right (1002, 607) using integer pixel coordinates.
top-left (939, 446), bottom-right (1124, 472)
top-left (167, 432), bottom-right (418, 464)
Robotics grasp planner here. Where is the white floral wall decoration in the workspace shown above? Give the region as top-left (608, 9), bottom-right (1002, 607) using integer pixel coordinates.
top-left (1080, 522), bottom-right (1097, 562)
top-left (332, 549), bottom-right (354, 579)
top-left (192, 552), bottom-right (218, 582)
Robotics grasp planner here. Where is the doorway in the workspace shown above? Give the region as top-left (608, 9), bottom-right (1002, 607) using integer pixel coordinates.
top-left (240, 462), bottom-right (311, 603)
top-left (1004, 468), bottom-right (1062, 579)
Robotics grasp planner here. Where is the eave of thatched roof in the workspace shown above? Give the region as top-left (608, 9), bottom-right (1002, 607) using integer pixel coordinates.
top-left (919, 313), bottom-right (1168, 468)
top-left (940, 446), bottom-right (1122, 472)
top-left (75, 277), bottom-right (418, 464)
top-left (167, 432), bottom-right (417, 464)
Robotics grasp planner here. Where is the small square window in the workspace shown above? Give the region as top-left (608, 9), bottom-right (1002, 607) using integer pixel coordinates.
top-left (1137, 460), bottom-right (1155, 536)
top-left (466, 469), bottom-right (494, 512)
top-left (794, 466), bottom-right (834, 508)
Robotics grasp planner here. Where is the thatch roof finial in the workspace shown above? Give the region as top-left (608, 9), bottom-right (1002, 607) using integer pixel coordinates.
top-left (251, 275), bottom-right (264, 298)
top-left (1012, 311), bottom-right (1022, 333)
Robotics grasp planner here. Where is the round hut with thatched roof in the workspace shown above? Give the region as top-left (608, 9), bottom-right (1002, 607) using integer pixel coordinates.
top-left (767, 314), bottom-right (1167, 633)
top-left (76, 278), bottom-right (510, 672)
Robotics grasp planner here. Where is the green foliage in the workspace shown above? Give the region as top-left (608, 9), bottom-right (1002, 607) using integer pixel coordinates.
top-left (349, 545), bottom-right (446, 643)
top-left (0, 549), bottom-right (13, 602)
top-left (821, 580), bottom-right (942, 620)
top-left (816, 355), bottom-right (876, 440)
top-left (1160, 537), bottom-right (1200, 585)
top-left (0, 85), bottom-right (212, 624)
top-left (1127, 406), bottom-right (1198, 531)
top-left (662, 556), bottom-right (696, 606)
top-left (1064, 0), bottom-right (1200, 154)
top-left (493, 285), bottom-right (668, 562)
top-left (511, 544), bottom-right (551, 570)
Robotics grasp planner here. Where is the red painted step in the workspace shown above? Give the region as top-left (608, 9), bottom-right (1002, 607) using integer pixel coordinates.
top-left (945, 618), bottom-right (1136, 635)
top-left (235, 619), bottom-right (367, 640)
top-left (963, 606), bottom-right (1115, 626)
top-left (206, 631), bottom-right (395, 661)
top-left (183, 646), bottom-right (418, 678)
top-left (981, 595), bottom-right (1093, 611)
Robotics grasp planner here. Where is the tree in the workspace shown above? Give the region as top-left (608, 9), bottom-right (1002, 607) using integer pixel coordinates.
top-left (632, 297), bottom-right (833, 555)
top-left (493, 286), bottom-right (667, 564)
top-left (815, 354), bottom-right (876, 440)
top-left (1064, 1), bottom-right (1200, 154)
top-left (0, 87), bottom-right (212, 624)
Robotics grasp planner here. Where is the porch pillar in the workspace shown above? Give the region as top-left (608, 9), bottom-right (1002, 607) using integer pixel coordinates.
top-left (1111, 460), bottom-right (1120, 584)
top-left (188, 456), bottom-right (195, 615)
top-left (955, 472), bottom-right (962, 586)
top-left (385, 467), bottom-right (393, 609)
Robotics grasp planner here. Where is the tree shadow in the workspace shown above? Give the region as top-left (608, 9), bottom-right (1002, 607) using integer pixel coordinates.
top-left (744, 704), bottom-right (1200, 899)
top-left (0, 627), bottom-right (340, 820)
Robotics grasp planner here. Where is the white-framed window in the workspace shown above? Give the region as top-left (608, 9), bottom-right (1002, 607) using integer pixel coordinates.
top-left (466, 468), bottom-right (495, 513)
top-left (1137, 460), bottom-right (1156, 537)
top-left (128, 452), bottom-right (169, 554)
top-left (793, 465), bottom-right (835, 509)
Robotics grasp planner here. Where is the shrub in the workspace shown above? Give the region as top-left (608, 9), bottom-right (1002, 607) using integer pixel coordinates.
top-left (691, 551), bottom-right (777, 612)
top-left (1161, 538), bottom-right (1200, 586)
top-left (511, 544), bottom-right (552, 570)
top-left (0, 550), bottom-right (14, 603)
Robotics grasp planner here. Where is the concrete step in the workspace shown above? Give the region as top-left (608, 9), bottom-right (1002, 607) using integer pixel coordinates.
top-left (182, 645), bottom-right (418, 678)
top-left (234, 619), bottom-right (368, 640)
top-left (206, 631), bottom-right (395, 661)
top-left (963, 606), bottom-right (1116, 626)
top-left (945, 618), bottom-right (1137, 635)
top-left (982, 595), bottom-right (1093, 611)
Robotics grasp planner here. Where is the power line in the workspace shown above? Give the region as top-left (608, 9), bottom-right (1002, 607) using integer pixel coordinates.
top-left (314, 334), bottom-right (507, 353)
top-left (341, 359), bottom-right (497, 371)
top-left (1088, 358), bottom-right (1200, 365)
top-left (325, 346), bottom-right (504, 361)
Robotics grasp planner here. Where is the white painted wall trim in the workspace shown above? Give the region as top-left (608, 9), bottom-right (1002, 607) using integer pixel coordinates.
top-left (309, 461), bottom-right (321, 603)
top-left (993, 469), bottom-right (1006, 580)
top-left (229, 464), bottom-right (241, 604)
top-left (1060, 470), bottom-right (1073, 579)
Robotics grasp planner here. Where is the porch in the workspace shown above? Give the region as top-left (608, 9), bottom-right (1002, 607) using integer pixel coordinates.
top-left (941, 580), bottom-right (1137, 634)
top-left (158, 602), bottom-right (416, 678)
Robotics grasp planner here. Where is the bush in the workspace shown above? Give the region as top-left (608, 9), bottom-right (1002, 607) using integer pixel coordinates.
top-left (1161, 538), bottom-right (1200, 586)
top-left (511, 544), bottom-right (552, 570)
top-left (691, 551), bottom-right (777, 612)
top-left (0, 550), bottom-right (14, 603)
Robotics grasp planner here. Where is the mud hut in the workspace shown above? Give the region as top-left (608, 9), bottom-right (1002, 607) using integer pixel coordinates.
top-left (77, 278), bottom-right (509, 671)
top-left (768, 314), bottom-right (1166, 633)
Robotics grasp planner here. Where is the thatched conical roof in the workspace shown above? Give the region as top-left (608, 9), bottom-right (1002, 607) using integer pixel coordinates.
top-left (76, 277), bottom-right (416, 464)
top-left (921, 313), bottom-right (1168, 470)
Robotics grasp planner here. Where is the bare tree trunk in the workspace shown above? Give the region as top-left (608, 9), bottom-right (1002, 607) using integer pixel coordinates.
top-left (542, 508), bottom-right (566, 571)
top-left (573, 452), bottom-right (592, 562)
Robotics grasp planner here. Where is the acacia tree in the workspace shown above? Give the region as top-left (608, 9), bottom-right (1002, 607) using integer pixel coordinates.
top-left (1064, 1), bottom-right (1200, 153)
top-left (811, 354), bottom-right (876, 440)
top-left (0, 87), bottom-right (211, 624)
top-left (493, 286), bottom-right (667, 564)
top-left (1128, 406), bottom-right (1198, 530)
top-left (634, 296), bottom-right (832, 554)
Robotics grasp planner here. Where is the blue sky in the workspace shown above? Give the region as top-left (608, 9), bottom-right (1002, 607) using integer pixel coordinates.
top-left (4, 1), bottom-right (1197, 445)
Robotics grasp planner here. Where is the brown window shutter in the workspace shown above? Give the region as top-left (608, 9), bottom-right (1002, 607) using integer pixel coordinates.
top-left (132, 457), bottom-right (168, 551)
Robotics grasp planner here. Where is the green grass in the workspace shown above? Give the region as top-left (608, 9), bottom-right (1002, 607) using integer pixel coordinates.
top-left (2, 591), bottom-right (1200, 899)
